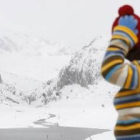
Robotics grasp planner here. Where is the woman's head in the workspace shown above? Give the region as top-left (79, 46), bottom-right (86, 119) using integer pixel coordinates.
top-left (112, 5), bottom-right (140, 48)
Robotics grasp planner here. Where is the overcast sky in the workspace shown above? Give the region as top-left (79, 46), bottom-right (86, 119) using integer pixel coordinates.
top-left (0, 0), bottom-right (139, 50)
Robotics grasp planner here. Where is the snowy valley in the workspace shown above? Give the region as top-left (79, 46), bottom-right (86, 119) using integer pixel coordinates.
top-left (0, 31), bottom-right (119, 139)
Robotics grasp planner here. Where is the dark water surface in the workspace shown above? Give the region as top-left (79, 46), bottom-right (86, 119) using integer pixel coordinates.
top-left (0, 126), bottom-right (109, 140)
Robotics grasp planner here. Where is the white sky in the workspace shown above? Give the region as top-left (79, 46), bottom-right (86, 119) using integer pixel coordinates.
top-left (0, 0), bottom-right (139, 50)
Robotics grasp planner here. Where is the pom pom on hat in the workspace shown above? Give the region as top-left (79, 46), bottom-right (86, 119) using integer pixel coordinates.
top-left (119, 5), bottom-right (134, 16)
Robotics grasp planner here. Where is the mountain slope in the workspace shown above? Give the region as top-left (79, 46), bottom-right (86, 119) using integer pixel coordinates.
top-left (0, 35), bottom-right (120, 106)
top-left (34, 36), bottom-right (120, 106)
top-left (0, 29), bottom-right (74, 105)
top-left (57, 36), bottom-right (109, 88)
top-left (0, 29), bottom-right (74, 56)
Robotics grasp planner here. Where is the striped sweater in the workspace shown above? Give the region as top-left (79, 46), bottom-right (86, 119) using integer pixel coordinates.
top-left (101, 25), bottom-right (140, 140)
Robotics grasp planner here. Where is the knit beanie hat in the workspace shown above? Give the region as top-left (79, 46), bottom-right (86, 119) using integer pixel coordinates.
top-left (112, 5), bottom-right (140, 48)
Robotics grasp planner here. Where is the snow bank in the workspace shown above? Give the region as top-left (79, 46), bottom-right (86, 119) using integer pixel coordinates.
top-left (85, 131), bottom-right (115, 140)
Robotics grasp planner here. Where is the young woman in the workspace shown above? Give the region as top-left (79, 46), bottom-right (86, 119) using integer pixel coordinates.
top-left (101, 5), bottom-right (140, 140)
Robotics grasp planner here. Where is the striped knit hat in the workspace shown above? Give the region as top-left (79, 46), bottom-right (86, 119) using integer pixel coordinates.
top-left (112, 5), bottom-right (140, 48)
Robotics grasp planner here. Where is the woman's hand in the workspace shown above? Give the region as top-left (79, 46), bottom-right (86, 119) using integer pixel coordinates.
top-left (119, 15), bottom-right (138, 35)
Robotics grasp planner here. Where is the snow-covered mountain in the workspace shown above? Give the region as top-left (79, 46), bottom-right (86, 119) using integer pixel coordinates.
top-left (0, 75), bottom-right (19, 105)
top-left (0, 29), bottom-right (74, 105)
top-left (57, 36), bottom-right (109, 88)
top-left (0, 32), bottom-right (119, 106)
top-left (0, 29), bottom-right (74, 56)
top-left (30, 36), bottom-right (120, 105)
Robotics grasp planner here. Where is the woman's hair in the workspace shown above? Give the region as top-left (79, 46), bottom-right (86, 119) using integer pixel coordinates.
top-left (126, 47), bottom-right (140, 61)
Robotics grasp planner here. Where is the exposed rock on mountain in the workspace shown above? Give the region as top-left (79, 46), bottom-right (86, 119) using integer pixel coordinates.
top-left (56, 36), bottom-right (109, 88)
top-left (36, 36), bottom-right (110, 105)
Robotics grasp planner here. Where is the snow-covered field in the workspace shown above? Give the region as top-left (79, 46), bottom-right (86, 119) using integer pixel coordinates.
top-left (85, 131), bottom-right (115, 140)
top-left (0, 82), bottom-right (118, 139)
top-left (0, 78), bottom-right (117, 140)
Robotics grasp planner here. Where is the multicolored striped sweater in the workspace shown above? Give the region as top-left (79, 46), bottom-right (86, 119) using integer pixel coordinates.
top-left (101, 25), bottom-right (140, 140)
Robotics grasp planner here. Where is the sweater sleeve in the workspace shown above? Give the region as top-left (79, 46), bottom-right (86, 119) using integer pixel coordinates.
top-left (101, 25), bottom-right (139, 89)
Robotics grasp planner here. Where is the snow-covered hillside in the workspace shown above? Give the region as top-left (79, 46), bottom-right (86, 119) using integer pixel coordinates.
top-left (0, 33), bottom-right (120, 106)
top-left (25, 36), bottom-right (120, 106)
top-left (57, 36), bottom-right (109, 88)
top-left (0, 82), bottom-right (118, 129)
top-left (0, 29), bottom-right (75, 105)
